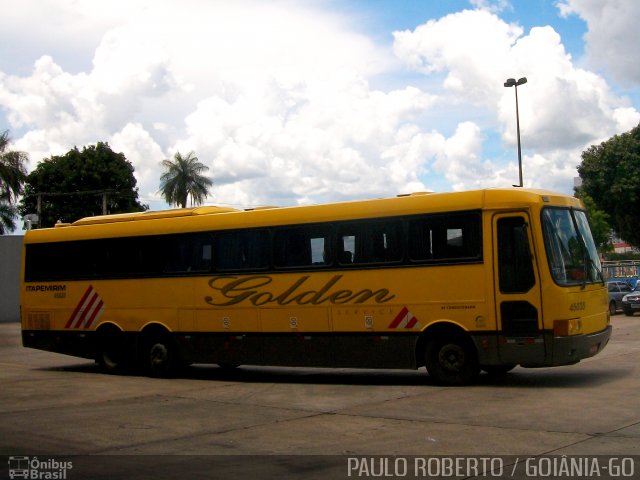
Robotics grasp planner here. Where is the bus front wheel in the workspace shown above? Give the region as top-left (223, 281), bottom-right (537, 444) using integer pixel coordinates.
top-left (425, 334), bottom-right (479, 386)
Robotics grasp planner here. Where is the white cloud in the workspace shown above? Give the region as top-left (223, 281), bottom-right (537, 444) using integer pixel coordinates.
top-left (393, 8), bottom-right (640, 190)
top-left (109, 122), bottom-right (165, 204)
top-left (180, 74), bottom-right (439, 205)
top-left (0, 0), bottom-right (445, 208)
top-left (556, 0), bottom-right (640, 86)
top-left (393, 9), bottom-right (523, 103)
top-left (436, 122), bottom-right (485, 186)
top-left (498, 26), bottom-right (639, 150)
top-left (1, 0), bottom-right (639, 212)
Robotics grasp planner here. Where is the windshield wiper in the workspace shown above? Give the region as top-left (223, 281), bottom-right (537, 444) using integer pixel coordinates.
top-left (579, 241), bottom-right (603, 288)
top-left (589, 255), bottom-right (605, 286)
top-left (570, 209), bottom-right (603, 289)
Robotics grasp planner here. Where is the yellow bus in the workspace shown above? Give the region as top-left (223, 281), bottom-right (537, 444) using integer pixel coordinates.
top-left (21, 188), bottom-right (611, 385)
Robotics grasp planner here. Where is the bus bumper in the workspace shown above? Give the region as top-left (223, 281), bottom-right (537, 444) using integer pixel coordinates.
top-left (474, 325), bottom-right (612, 368)
top-left (546, 324), bottom-right (612, 367)
top-left (22, 330), bottom-right (97, 360)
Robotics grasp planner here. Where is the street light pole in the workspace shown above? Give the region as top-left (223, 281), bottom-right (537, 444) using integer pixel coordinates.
top-left (504, 77), bottom-right (527, 187)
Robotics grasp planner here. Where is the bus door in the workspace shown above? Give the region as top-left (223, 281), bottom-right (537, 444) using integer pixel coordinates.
top-left (492, 213), bottom-right (545, 364)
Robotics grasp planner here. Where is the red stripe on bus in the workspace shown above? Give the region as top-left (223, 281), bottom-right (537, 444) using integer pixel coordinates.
top-left (83, 299), bottom-right (104, 329)
top-left (73, 291), bottom-right (99, 329)
top-left (388, 306), bottom-right (409, 329)
top-left (405, 316), bottom-right (418, 329)
top-left (65, 286), bottom-right (94, 329)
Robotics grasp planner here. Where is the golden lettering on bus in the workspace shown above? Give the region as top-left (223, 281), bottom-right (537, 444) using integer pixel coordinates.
top-left (204, 275), bottom-right (396, 307)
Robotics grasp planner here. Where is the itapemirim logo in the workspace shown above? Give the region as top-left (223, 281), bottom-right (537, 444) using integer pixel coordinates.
top-left (7, 456), bottom-right (73, 479)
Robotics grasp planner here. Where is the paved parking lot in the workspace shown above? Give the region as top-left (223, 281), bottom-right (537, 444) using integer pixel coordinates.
top-left (1, 316), bottom-right (639, 479)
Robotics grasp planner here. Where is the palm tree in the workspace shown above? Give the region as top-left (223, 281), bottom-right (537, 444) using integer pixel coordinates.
top-left (0, 130), bottom-right (29, 233)
top-left (0, 202), bottom-right (17, 234)
top-left (0, 130), bottom-right (28, 203)
top-left (159, 151), bottom-right (213, 208)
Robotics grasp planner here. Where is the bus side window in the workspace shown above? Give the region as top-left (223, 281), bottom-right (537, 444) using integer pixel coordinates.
top-left (190, 233), bottom-right (213, 272)
top-left (163, 236), bottom-right (194, 273)
top-left (274, 226), bottom-right (331, 268)
top-left (215, 230), bottom-right (269, 271)
top-left (409, 219), bottom-right (432, 260)
top-left (107, 238), bottom-right (148, 276)
top-left (497, 217), bottom-right (535, 293)
top-left (408, 212), bottom-right (481, 262)
top-left (164, 233), bottom-right (213, 274)
top-left (338, 221), bottom-right (402, 265)
top-left (340, 235), bottom-right (355, 264)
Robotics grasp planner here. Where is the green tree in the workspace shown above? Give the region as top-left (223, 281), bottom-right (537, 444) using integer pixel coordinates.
top-left (0, 130), bottom-right (29, 234)
top-left (577, 123), bottom-right (640, 247)
top-left (19, 142), bottom-right (147, 227)
top-left (575, 191), bottom-right (612, 254)
top-left (159, 151), bottom-right (212, 208)
top-left (0, 202), bottom-right (18, 234)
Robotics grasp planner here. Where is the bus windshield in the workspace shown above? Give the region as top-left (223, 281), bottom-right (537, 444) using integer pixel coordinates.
top-left (542, 207), bottom-right (602, 286)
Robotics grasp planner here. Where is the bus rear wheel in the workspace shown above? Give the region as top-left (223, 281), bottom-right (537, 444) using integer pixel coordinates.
top-left (425, 334), bottom-right (479, 386)
top-left (96, 326), bottom-right (129, 374)
top-left (142, 334), bottom-right (179, 378)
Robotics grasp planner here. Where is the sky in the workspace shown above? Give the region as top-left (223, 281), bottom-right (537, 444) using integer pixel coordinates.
top-left (1, 0), bottom-right (639, 214)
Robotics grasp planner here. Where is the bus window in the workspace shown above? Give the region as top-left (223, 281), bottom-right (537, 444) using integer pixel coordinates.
top-left (106, 238), bottom-right (149, 277)
top-left (340, 235), bottom-right (355, 264)
top-left (497, 217), bottom-right (535, 293)
top-left (164, 233), bottom-right (213, 273)
top-left (338, 220), bottom-right (402, 265)
top-left (215, 230), bottom-right (269, 271)
top-left (409, 211), bottom-right (481, 262)
top-left (542, 208), bottom-right (601, 285)
top-left (573, 210), bottom-right (602, 283)
top-left (185, 234), bottom-right (213, 272)
top-left (274, 225), bottom-right (331, 268)
top-left (310, 237), bottom-right (327, 265)
top-left (25, 241), bottom-right (104, 281)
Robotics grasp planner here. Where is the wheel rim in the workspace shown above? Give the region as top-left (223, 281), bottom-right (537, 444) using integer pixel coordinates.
top-left (438, 343), bottom-right (465, 372)
top-left (97, 329), bottom-right (125, 372)
top-left (149, 343), bottom-right (169, 368)
top-left (102, 347), bottom-right (121, 369)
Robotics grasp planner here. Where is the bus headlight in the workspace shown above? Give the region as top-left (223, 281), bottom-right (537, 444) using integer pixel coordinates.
top-left (554, 318), bottom-right (582, 336)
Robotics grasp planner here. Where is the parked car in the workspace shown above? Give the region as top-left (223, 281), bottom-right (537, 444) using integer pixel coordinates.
top-left (622, 287), bottom-right (640, 316)
top-left (607, 281), bottom-right (633, 315)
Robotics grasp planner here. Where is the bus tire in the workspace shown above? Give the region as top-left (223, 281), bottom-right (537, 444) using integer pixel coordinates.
top-left (96, 325), bottom-right (129, 374)
top-left (425, 334), bottom-right (479, 386)
top-left (142, 333), bottom-right (179, 378)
